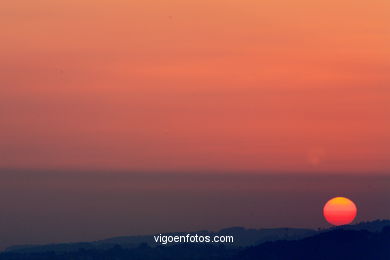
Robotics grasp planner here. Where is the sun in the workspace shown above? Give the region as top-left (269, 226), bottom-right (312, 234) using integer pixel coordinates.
top-left (323, 197), bottom-right (357, 226)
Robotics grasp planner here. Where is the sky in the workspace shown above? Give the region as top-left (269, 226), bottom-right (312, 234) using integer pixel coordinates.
top-left (1, 0), bottom-right (389, 173)
top-left (0, 0), bottom-right (389, 248)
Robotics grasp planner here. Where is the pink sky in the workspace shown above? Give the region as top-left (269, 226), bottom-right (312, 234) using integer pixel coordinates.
top-left (1, 0), bottom-right (390, 173)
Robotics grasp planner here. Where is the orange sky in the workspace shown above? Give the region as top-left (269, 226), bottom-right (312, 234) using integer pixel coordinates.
top-left (1, 0), bottom-right (389, 173)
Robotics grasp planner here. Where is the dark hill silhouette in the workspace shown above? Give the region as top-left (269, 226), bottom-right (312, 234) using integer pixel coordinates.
top-left (1, 220), bottom-right (390, 259)
top-left (5, 227), bottom-right (315, 253)
top-left (237, 226), bottom-right (390, 260)
top-left (331, 219), bottom-right (390, 232)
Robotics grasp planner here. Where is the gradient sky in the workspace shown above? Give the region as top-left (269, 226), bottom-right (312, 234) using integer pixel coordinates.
top-left (1, 0), bottom-right (389, 173)
top-left (0, 0), bottom-right (390, 249)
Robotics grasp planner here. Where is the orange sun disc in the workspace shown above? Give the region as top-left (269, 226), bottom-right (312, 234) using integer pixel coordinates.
top-left (323, 197), bottom-right (357, 226)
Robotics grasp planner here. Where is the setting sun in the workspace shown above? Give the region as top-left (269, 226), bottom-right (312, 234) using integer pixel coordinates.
top-left (323, 197), bottom-right (357, 226)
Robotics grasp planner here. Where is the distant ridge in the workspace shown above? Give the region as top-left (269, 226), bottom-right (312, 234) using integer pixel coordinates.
top-left (330, 219), bottom-right (390, 232)
top-left (4, 220), bottom-right (390, 257)
top-left (5, 227), bottom-right (315, 253)
top-left (237, 223), bottom-right (390, 260)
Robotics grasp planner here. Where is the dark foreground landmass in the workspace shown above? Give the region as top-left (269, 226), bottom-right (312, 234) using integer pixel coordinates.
top-left (1, 220), bottom-right (390, 260)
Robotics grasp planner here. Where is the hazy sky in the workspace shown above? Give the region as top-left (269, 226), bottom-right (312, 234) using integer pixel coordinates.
top-left (0, 0), bottom-right (390, 249)
top-left (1, 0), bottom-right (389, 173)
